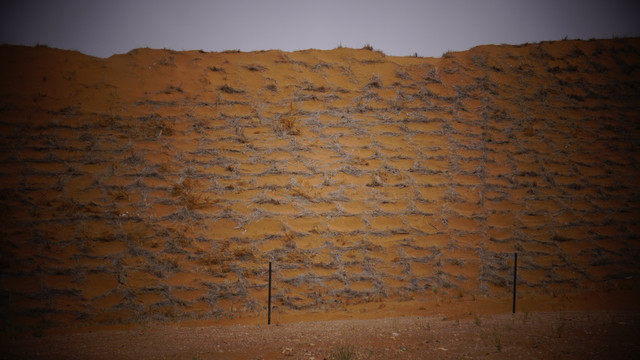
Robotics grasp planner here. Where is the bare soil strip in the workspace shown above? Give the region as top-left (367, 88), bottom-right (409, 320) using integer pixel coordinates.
top-left (2, 311), bottom-right (639, 360)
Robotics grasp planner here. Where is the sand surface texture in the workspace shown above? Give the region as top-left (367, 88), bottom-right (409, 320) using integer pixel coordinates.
top-left (1, 39), bottom-right (639, 357)
top-left (3, 311), bottom-right (640, 359)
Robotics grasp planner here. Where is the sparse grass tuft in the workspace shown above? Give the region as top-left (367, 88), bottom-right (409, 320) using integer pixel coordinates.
top-left (243, 64), bottom-right (266, 72)
top-left (330, 345), bottom-right (356, 360)
top-left (108, 186), bottom-right (129, 201)
top-left (137, 113), bottom-right (174, 139)
top-left (219, 84), bottom-right (244, 94)
top-left (279, 116), bottom-right (300, 136)
top-left (366, 175), bottom-right (383, 187)
top-left (266, 83), bottom-right (278, 92)
top-left (494, 333), bottom-right (502, 352)
top-left (232, 246), bottom-right (255, 261)
top-left (159, 56), bottom-right (176, 66)
top-left (291, 179), bottom-right (317, 200)
top-left (171, 178), bottom-right (212, 210)
top-left (161, 84), bottom-right (183, 94)
top-left (366, 74), bottom-right (382, 88)
top-left (361, 43), bottom-right (385, 56)
top-left (395, 68), bottom-right (410, 80)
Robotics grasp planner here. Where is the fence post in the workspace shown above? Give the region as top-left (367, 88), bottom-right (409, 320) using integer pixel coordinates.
top-left (268, 262), bottom-right (272, 325)
top-left (512, 252), bottom-right (517, 314)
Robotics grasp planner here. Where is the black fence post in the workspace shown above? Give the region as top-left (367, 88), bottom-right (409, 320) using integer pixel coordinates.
top-left (512, 252), bottom-right (517, 314)
top-left (268, 262), bottom-right (272, 325)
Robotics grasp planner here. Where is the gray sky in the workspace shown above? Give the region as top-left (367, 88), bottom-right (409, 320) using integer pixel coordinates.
top-left (1, 0), bottom-right (639, 58)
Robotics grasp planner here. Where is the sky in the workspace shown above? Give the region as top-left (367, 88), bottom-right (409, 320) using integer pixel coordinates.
top-left (1, 0), bottom-right (639, 58)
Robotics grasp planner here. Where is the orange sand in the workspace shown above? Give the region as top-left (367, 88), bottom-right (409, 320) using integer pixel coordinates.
top-left (0, 39), bottom-right (639, 334)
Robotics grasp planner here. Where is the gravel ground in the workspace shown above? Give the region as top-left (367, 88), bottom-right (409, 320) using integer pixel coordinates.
top-left (2, 311), bottom-right (639, 360)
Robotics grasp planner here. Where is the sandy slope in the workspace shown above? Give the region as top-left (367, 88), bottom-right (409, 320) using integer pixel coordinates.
top-left (0, 38), bottom-right (639, 345)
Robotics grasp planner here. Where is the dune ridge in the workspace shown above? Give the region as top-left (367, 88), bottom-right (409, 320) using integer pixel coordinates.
top-left (0, 38), bottom-right (639, 333)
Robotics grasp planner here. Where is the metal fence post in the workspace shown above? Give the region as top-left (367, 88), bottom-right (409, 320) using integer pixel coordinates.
top-left (268, 262), bottom-right (272, 325)
top-left (512, 252), bottom-right (517, 313)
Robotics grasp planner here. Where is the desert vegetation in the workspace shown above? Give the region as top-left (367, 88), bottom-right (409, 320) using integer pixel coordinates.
top-left (0, 38), bottom-right (639, 338)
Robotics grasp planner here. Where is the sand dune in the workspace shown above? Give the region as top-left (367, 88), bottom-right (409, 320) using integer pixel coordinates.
top-left (0, 38), bottom-right (639, 335)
